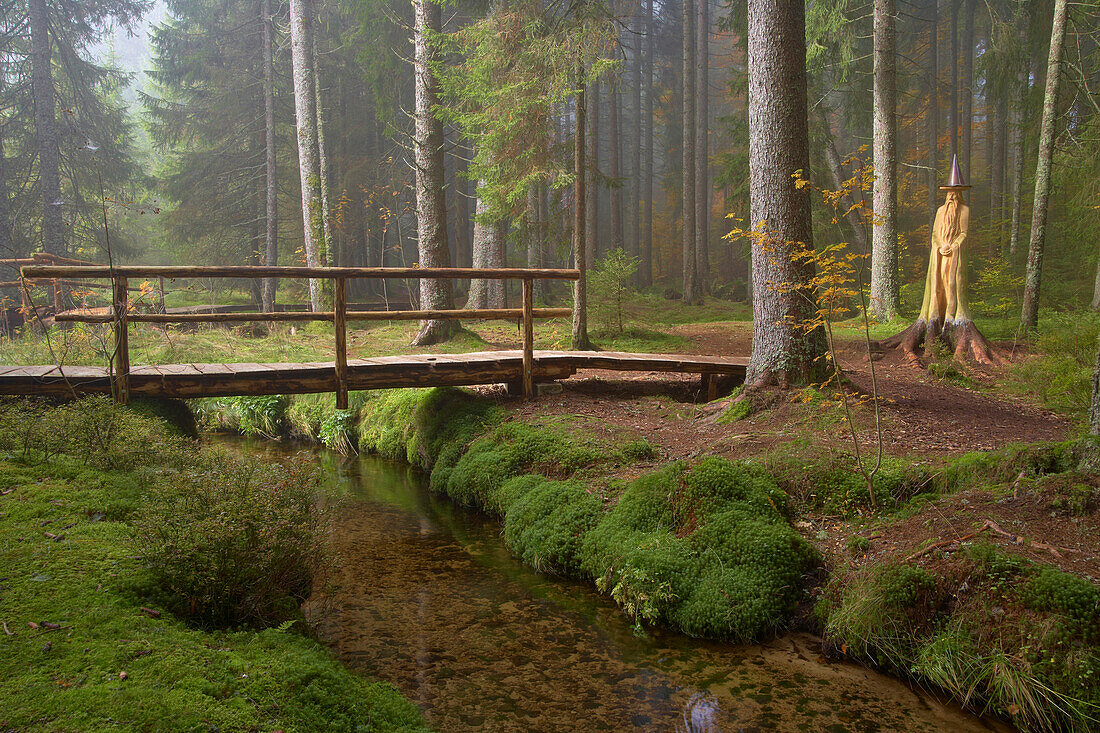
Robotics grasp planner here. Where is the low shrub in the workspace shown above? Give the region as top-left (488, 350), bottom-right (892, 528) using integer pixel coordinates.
top-left (132, 450), bottom-right (333, 629)
top-left (0, 396), bottom-right (187, 470)
top-left (821, 548), bottom-right (1100, 731)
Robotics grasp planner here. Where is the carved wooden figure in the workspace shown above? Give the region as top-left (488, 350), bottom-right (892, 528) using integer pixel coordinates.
top-left (880, 155), bottom-right (995, 364)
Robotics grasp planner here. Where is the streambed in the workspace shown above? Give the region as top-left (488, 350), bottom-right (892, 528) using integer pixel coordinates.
top-left (234, 439), bottom-right (1007, 732)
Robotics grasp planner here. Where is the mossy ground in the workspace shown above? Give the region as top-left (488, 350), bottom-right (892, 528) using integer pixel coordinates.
top-left (0, 407), bottom-right (428, 732)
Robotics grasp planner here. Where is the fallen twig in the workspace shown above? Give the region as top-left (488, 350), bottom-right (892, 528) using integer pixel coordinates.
top-left (139, 607), bottom-right (161, 619)
top-left (984, 519), bottom-right (1072, 558)
top-left (2, 621), bottom-right (12, 635)
top-left (905, 524), bottom-right (990, 563)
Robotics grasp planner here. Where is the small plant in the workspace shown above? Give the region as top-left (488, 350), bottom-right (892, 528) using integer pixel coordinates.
top-left (590, 248), bottom-right (640, 334)
top-left (132, 451), bottom-right (333, 629)
top-left (848, 535), bottom-right (871, 554)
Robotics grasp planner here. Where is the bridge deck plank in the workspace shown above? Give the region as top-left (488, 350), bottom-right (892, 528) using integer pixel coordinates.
top-left (0, 350), bottom-right (747, 399)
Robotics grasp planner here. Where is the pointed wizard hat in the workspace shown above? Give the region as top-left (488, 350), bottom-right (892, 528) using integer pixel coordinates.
top-left (939, 153), bottom-right (971, 191)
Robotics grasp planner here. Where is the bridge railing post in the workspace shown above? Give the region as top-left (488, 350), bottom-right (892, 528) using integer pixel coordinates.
top-left (112, 275), bottom-right (130, 404)
top-left (522, 276), bottom-right (534, 398)
top-left (334, 276), bottom-right (348, 409)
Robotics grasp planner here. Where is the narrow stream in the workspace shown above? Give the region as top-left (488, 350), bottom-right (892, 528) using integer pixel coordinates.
top-left (234, 439), bottom-right (1007, 732)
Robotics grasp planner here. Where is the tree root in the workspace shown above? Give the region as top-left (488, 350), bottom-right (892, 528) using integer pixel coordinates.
top-left (875, 317), bottom-right (997, 367)
top-left (410, 319), bottom-right (459, 347)
top-left (904, 519), bottom-right (1073, 563)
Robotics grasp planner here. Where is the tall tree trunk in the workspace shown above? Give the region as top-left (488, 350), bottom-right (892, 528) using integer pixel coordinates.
top-left (990, 93), bottom-right (1007, 240)
top-left (585, 80), bottom-right (599, 268)
top-left (28, 0), bottom-right (63, 256)
top-left (871, 0), bottom-right (900, 321)
top-left (312, 24), bottom-right (334, 266)
top-left (641, 0), bottom-right (654, 288)
top-left (1009, 58), bottom-right (1032, 256)
top-left (411, 0), bottom-right (457, 344)
top-left (949, 0), bottom-right (958, 157)
top-left (466, 188), bottom-right (505, 309)
top-left (682, 0), bottom-right (699, 304)
top-left (526, 185), bottom-right (540, 273)
top-left (288, 0), bottom-right (323, 310)
top-left (262, 0), bottom-right (278, 312)
top-left (455, 143), bottom-right (471, 268)
top-left (609, 80), bottom-right (623, 252)
top-left (1021, 0), bottom-right (1068, 331)
top-left (573, 66), bottom-right (590, 349)
top-left (695, 0), bottom-right (710, 295)
top-left (825, 134), bottom-right (870, 253)
top-left (926, 0), bottom-right (939, 238)
top-left (1092, 256), bottom-right (1100, 311)
top-left (746, 0), bottom-right (825, 385)
top-left (0, 108), bottom-right (12, 256)
top-left (631, 3), bottom-right (642, 259)
top-left (960, 0), bottom-right (974, 178)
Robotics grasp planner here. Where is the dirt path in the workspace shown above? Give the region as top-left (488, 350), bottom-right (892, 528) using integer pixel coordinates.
top-left (506, 321), bottom-right (1073, 464)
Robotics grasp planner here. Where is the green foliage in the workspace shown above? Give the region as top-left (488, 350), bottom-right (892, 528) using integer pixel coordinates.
top-left (132, 452), bottom-right (334, 630)
top-left (590, 248), bottom-right (640, 333)
top-left (822, 549), bottom-right (1100, 732)
top-left (198, 395), bottom-right (288, 438)
top-left (0, 397), bottom-right (186, 471)
top-left (126, 397), bottom-right (199, 438)
top-left (1007, 313), bottom-right (1100, 419)
top-left (0, 403), bottom-right (427, 732)
top-left (848, 535), bottom-right (871, 554)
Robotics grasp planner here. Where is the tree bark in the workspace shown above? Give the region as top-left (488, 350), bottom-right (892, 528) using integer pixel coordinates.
top-left (871, 0), bottom-right (900, 321)
top-left (1021, 0), bottom-right (1068, 332)
top-left (989, 93), bottom-right (1007, 239)
top-left (926, 0), bottom-right (939, 238)
top-left (262, 0), bottom-right (278, 312)
top-left (466, 186), bottom-right (506, 310)
top-left (1009, 58), bottom-right (1031, 257)
top-left (28, 0), bottom-right (63, 256)
top-left (1092, 256), bottom-right (1100, 311)
top-left (411, 0), bottom-right (457, 345)
top-left (746, 0), bottom-right (825, 386)
top-left (609, 79), bottom-right (623, 253)
top-left (585, 80), bottom-right (599, 269)
top-left (312, 24), bottom-right (335, 267)
top-left (960, 0), bottom-right (974, 178)
top-left (682, 0), bottom-right (700, 304)
top-left (641, 0), bottom-right (654, 288)
top-left (695, 0), bottom-right (710, 295)
top-left (288, 0), bottom-right (323, 311)
top-left (825, 134), bottom-right (870, 253)
top-left (573, 65), bottom-right (590, 349)
top-left (631, 3), bottom-right (642, 260)
top-left (949, 0), bottom-right (958, 157)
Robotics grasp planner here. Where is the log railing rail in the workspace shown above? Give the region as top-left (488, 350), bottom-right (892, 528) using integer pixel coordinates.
top-left (19, 265), bottom-right (580, 406)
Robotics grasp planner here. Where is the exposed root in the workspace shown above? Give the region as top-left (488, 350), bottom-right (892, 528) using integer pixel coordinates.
top-left (410, 319), bottom-right (459, 347)
top-left (904, 519), bottom-right (1074, 563)
top-left (949, 318), bottom-right (997, 366)
top-left (876, 317), bottom-right (997, 367)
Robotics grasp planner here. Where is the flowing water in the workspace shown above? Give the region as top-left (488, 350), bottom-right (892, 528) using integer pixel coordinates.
top-left (235, 439), bottom-right (1008, 732)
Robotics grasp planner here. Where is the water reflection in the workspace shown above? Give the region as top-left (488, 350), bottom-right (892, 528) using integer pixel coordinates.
top-left (228, 438), bottom-right (1007, 732)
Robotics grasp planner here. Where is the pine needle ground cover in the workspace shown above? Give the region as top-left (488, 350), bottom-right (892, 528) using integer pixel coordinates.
top-left (0, 398), bottom-right (427, 733)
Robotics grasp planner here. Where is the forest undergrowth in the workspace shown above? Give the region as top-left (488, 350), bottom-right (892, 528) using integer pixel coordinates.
top-left (0, 397), bottom-right (428, 733)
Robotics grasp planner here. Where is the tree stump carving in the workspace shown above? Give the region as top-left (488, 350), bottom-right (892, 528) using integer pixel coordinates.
top-left (879, 154), bottom-right (995, 365)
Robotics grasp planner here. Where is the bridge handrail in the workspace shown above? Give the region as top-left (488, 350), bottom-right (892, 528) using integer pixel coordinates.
top-left (18, 265), bottom-right (580, 405)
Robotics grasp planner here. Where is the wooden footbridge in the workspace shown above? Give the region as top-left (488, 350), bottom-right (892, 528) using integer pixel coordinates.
top-left (3, 265), bottom-right (747, 406)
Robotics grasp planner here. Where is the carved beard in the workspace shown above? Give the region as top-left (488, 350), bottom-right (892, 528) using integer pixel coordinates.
top-left (940, 196), bottom-right (960, 254)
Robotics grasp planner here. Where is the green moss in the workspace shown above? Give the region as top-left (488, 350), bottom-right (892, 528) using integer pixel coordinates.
top-left (0, 403), bottom-right (428, 732)
top-left (126, 397), bottom-right (198, 438)
top-left (581, 459), bottom-right (817, 642)
top-left (503, 478), bottom-right (603, 575)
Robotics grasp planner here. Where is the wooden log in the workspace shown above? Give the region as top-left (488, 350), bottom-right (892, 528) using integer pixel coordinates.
top-left (112, 276), bottom-right (130, 404)
top-left (21, 265), bottom-right (581, 281)
top-left (55, 307), bottom-right (572, 324)
top-left (334, 277), bottom-right (348, 409)
top-left (522, 277), bottom-right (534, 398)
